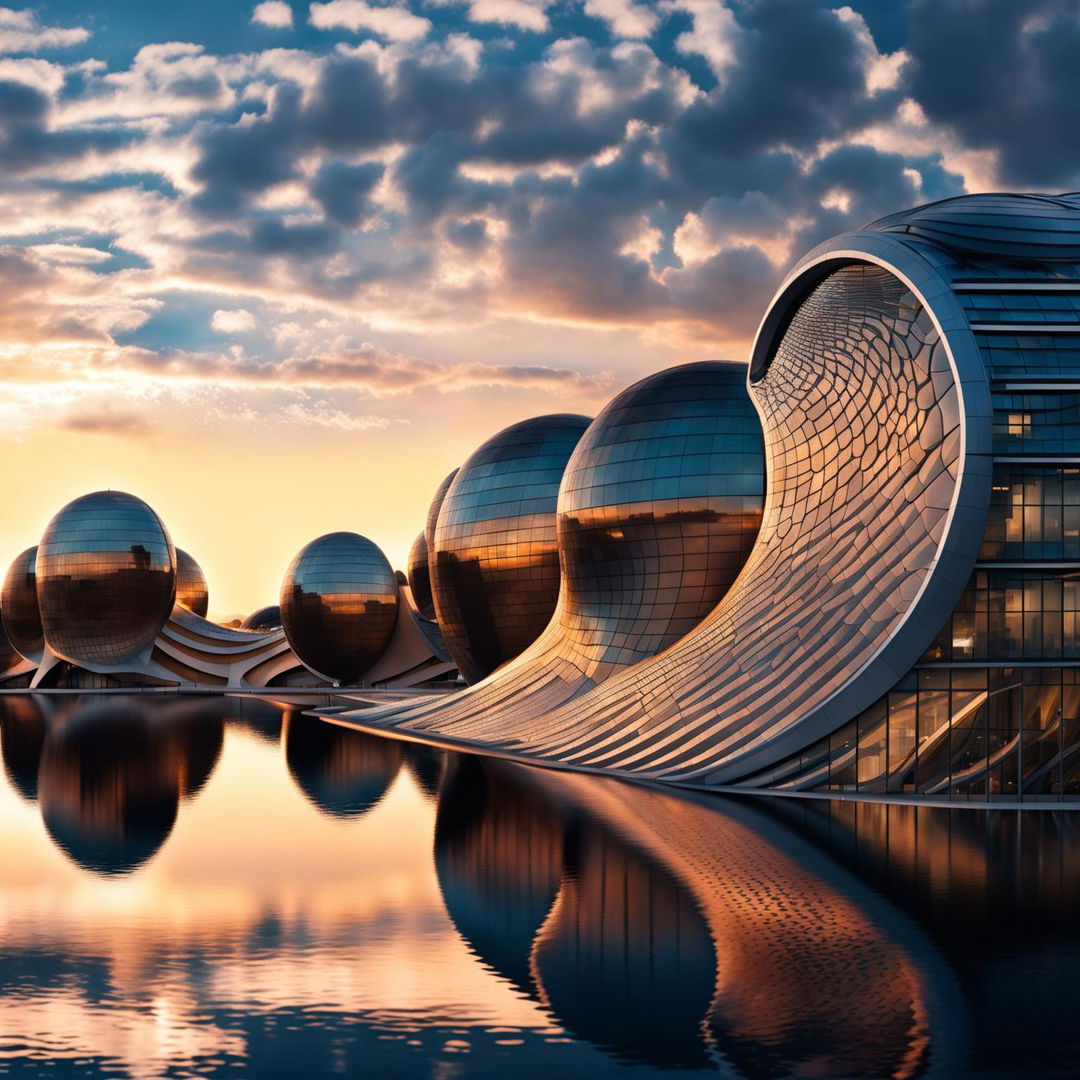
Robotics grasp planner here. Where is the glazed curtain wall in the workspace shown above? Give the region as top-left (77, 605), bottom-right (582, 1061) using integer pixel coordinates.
top-left (748, 667), bottom-right (1080, 802)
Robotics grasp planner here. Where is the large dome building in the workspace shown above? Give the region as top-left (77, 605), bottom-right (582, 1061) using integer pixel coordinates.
top-left (36, 491), bottom-right (176, 667)
top-left (430, 415), bottom-right (591, 684)
top-left (280, 531), bottom-right (400, 685)
top-left (1, 546), bottom-right (43, 662)
top-left (174, 549), bottom-right (209, 618)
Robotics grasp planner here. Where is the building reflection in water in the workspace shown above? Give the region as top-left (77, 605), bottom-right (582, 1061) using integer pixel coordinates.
top-left (0, 694), bottom-right (48, 801)
top-left (0, 696), bottom-right (224, 875)
top-left (284, 712), bottom-right (401, 819)
top-left (0, 697), bottom-right (1078, 1077)
top-left (435, 757), bottom-right (958, 1077)
top-left (435, 758), bottom-right (565, 997)
top-left (403, 743), bottom-right (446, 800)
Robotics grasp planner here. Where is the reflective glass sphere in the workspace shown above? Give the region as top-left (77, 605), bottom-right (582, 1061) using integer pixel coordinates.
top-left (431, 414), bottom-right (591, 683)
top-left (556, 361), bottom-right (765, 664)
top-left (0, 613), bottom-right (19, 674)
top-left (37, 491), bottom-right (176, 666)
top-left (175, 548), bottom-right (209, 618)
top-left (425, 469), bottom-right (458, 554)
top-left (407, 531), bottom-right (434, 620)
top-left (280, 531), bottom-right (399, 684)
top-left (1, 546), bottom-right (43, 662)
top-left (240, 605), bottom-right (281, 632)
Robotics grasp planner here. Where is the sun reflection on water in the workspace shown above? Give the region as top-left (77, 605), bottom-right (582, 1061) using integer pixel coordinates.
top-left (0, 694), bottom-right (1076, 1078)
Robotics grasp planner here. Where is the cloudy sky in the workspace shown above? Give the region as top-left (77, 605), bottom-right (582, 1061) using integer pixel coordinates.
top-left (0, 0), bottom-right (1074, 616)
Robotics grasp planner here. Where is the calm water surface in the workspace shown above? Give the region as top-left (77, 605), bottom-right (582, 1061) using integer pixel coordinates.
top-left (0, 694), bottom-right (1077, 1079)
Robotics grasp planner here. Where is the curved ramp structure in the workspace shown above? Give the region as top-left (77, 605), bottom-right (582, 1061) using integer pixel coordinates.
top-left (334, 195), bottom-right (1050, 788)
top-left (352, 361), bottom-right (764, 733)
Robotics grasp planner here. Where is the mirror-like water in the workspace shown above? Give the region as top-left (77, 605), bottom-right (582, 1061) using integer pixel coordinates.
top-left (0, 693), bottom-right (1077, 1079)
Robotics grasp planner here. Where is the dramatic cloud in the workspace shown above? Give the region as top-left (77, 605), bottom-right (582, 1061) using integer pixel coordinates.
top-left (1, 0), bottom-right (1078, 438)
top-left (58, 405), bottom-right (152, 437)
top-left (903, 0), bottom-right (1080, 186)
top-left (584, 0), bottom-right (659, 39)
top-left (252, 1), bottom-right (295, 28)
top-left (211, 309), bottom-right (259, 333)
top-left (308, 1), bottom-right (432, 41)
top-left (0, 8), bottom-right (89, 54)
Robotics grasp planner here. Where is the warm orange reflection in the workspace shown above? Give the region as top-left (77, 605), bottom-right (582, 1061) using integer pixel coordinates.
top-left (37, 698), bottom-right (223, 876)
top-left (0, 699), bottom-right (1005, 1077)
top-left (284, 711), bottom-right (401, 818)
top-left (433, 756), bottom-right (947, 1077)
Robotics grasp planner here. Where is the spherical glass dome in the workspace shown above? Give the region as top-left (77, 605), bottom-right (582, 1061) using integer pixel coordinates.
top-left (175, 548), bottom-right (209, 618)
top-left (555, 360), bottom-right (765, 663)
top-left (1, 546), bottom-right (43, 662)
top-left (36, 491), bottom-right (176, 666)
top-left (0, 613), bottom-right (20, 675)
top-left (240, 604), bottom-right (282, 632)
top-left (407, 531), bottom-right (434, 620)
top-left (431, 414), bottom-right (590, 683)
top-left (280, 531), bottom-right (399, 684)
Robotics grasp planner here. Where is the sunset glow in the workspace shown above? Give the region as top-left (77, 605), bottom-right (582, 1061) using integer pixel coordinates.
top-left (0, 0), bottom-right (1051, 616)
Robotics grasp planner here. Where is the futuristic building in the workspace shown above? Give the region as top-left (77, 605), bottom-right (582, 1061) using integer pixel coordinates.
top-left (354, 362), bottom-right (765, 733)
top-left (430, 415), bottom-right (591, 683)
top-left (406, 532), bottom-right (434, 622)
top-left (1, 497), bottom-right (450, 692)
top-left (36, 491), bottom-right (176, 667)
top-left (280, 531), bottom-right (400, 685)
top-left (2, 546), bottom-right (44, 662)
top-left (175, 549), bottom-right (209, 618)
top-left (241, 605), bottom-right (282, 632)
top-left (9, 191), bottom-right (1080, 803)
top-left (331, 193), bottom-right (1080, 802)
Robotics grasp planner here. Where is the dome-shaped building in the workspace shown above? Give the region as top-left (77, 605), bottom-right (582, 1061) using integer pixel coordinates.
top-left (432, 415), bottom-right (590, 684)
top-left (240, 604), bottom-right (282, 632)
top-left (36, 491), bottom-right (176, 667)
top-left (280, 531), bottom-right (399, 684)
top-left (1, 546), bottom-right (43, 662)
top-left (174, 548), bottom-right (209, 618)
top-left (407, 467), bottom-right (461, 623)
top-left (555, 361), bottom-right (764, 664)
top-left (0, 614), bottom-right (18, 674)
top-left (407, 532), bottom-right (434, 621)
